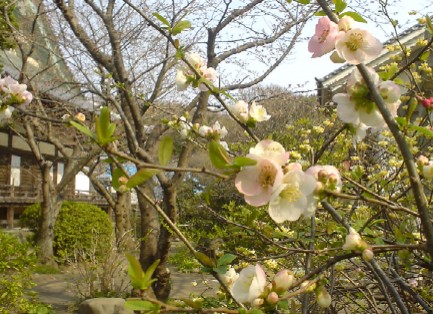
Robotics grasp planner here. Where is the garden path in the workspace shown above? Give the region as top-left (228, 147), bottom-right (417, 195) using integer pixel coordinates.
top-left (33, 269), bottom-right (219, 313)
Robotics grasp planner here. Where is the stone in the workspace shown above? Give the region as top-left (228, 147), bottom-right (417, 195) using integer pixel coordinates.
top-left (77, 298), bottom-right (133, 314)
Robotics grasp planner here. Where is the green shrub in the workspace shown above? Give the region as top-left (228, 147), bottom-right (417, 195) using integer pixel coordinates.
top-left (20, 201), bottom-right (113, 261)
top-left (0, 230), bottom-right (52, 313)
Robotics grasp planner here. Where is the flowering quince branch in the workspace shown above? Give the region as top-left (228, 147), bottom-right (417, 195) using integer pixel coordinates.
top-left (390, 268), bottom-right (433, 314)
top-left (205, 204), bottom-right (338, 255)
top-left (324, 189), bottom-right (427, 221)
top-left (105, 145), bottom-right (229, 179)
top-left (0, 76), bottom-right (33, 123)
top-left (315, 0), bottom-right (433, 261)
top-left (356, 64), bottom-right (433, 259)
top-left (367, 260), bottom-right (410, 314)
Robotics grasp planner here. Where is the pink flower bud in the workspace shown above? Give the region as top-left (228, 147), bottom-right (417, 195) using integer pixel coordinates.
top-left (421, 97), bottom-right (433, 109)
top-left (417, 155), bottom-right (429, 166)
top-left (266, 291), bottom-right (279, 305)
top-left (407, 279), bottom-right (418, 288)
top-left (272, 270), bottom-right (294, 293)
top-left (317, 169), bottom-right (329, 183)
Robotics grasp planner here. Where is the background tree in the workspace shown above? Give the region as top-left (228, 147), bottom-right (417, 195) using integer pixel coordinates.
top-left (48, 0), bottom-right (314, 299)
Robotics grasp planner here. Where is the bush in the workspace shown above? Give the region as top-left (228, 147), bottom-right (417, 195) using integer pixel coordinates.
top-left (20, 201), bottom-right (113, 261)
top-left (0, 230), bottom-right (52, 313)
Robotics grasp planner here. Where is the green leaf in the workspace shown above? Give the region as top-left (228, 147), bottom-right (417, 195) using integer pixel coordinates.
top-left (395, 116), bottom-right (407, 127)
top-left (208, 141), bottom-right (230, 169)
top-left (126, 253), bottom-right (146, 289)
top-left (294, 0), bottom-right (310, 4)
top-left (314, 10), bottom-right (327, 16)
top-left (158, 136), bottom-right (173, 166)
top-left (420, 50), bottom-right (430, 61)
top-left (213, 265), bottom-right (228, 274)
top-left (233, 156), bottom-right (257, 167)
top-left (126, 168), bottom-right (160, 189)
top-left (112, 167), bottom-right (125, 190)
top-left (125, 254), bottom-right (159, 290)
top-left (143, 259), bottom-right (160, 285)
top-left (124, 300), bottom-right (160, 312)
top-left (340, 11), bottom-right (367, 23)
top-left (172, 20), bottom-right (191, 35)
top-left (194, 251), bottom-right (216, 267)
top-left (247, 310), bottom-right (264, 314)
top-left (217, 253), bottom-right (237, 267)
top-left (426, 16), bottom-right (433, 34)
top-left (152, 12), bottom-right (170, 27)
top-left (408, 124), bottom-right (433, 138)
top-left (95, 107), bottom-right (115, 145)
top-left (219, 90), bottom-right (236, 101)
top-left (69, 121), bottom-right (95, 140)
top-left (334, 0), bottom-right (347, 13)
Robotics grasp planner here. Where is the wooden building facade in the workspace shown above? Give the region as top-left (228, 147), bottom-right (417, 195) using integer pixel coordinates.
top-left (0, 129), bottom-right (109, 228)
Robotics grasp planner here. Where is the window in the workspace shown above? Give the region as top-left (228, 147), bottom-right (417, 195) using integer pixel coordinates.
top-left (57, 162), bottom-right (64, 184)
top-left (75, 169), bottom-right (90, 194)
top-left (10, 155), bottom-right (20, 186)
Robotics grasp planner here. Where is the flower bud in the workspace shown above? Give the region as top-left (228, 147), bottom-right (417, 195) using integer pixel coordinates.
top-left (272, 270), bottom-right (294, 293)
top-left (300, 281), bottom-right (316, 293)
top-left (408, 279), bottom-right (418, 288)
top-left (317, 169), bottom-right (329, 183)
top-left (316, 286), bottom-right (332, 308)
top-left (118, 184), bottom-right (129, 193)
top-left (118, 176), bottom-right (129, 184)
top-left (330, 51), bottom-right (346, 63)
top-left (266, 292), bottom-right (279, 305)
top-left (342, 228), bottom-right (368, 251)
top-left (75, 112), bottom-right (86, 122)
top-left (362, 248), bottom-right (374, 261)
top-left (422, 162), bottom-right (433, 179)
top-left (251, 298), bottom-right (264, 308)
top-left (417, 155), bottom-right (429, 167)
top-left (338, 16), bottom-right (354, 32)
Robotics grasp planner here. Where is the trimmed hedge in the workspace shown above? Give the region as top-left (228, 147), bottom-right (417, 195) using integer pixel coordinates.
top-left (20, 201), bottom-right (113, 261)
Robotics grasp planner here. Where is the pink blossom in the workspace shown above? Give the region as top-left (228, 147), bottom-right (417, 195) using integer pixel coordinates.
top-left (249, 140), bottom-right (289, 166)
top-left (223, 266), bottom-right (239, 290)
top-left (0, 76), bottom-right (33, 107)
top-left (235, 156), bottom-right (283, 206)
top-left (268, 165), bottom-right (317, 223)
top-left (232, 264), bottom-right (267, 304)
top-left (335, 28), bottom-right (383, 65)
top-left (308, 17), bottom-right (340, 58)
top-left (231, 100), bottom-right (249, 122)
top-left (198, 66), bottom-right (218, 91)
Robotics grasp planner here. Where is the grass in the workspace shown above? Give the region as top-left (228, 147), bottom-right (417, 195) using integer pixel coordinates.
top-left (34, 264), bottom-right (62, 274)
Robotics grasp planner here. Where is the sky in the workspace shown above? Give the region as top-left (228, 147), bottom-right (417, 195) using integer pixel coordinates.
top-left (263, 0), bottom-right (433, 93)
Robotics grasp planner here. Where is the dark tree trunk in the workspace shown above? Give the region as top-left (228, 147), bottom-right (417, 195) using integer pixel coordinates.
top-left (114, 190), bottom-right (133, 250)
top-left (37, 164), bottom-right (61, 267)
top-left (137, 184), bottom-right (173, 301)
